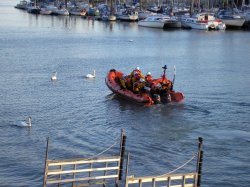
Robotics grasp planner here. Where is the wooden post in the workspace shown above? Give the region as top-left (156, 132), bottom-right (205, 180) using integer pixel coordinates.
top-left (118, 129), bottom-right (126, 180)
top-left (196, 137), bottom-right (203, 187)
top-left (88, 163), bottom-right (92, 183)
top-left (139, 179), bottom-right (142, 187)
top-left (152, 178), bottom-right (155, 187)
top-left (167, 176), bottom-right (171, 187)
top-left (182, 175), bottom-right (185, 187)
top-left (72, 164), bottom-right (76, 186)
top-left (103, 162), bottom-right (108, 185)
top-left (58, 165), bottom-right (61, 187)
top-left (124, 153), bottom-right (130, 187)
top-left (43, 137), bottom-right (50, 187)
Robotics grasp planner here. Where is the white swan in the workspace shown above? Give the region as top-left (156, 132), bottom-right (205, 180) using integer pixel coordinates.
top-left (17, 116), bottom-right (32, 127)
top-left (51, 71), bottom-right (57, 81)
top-left (85, 70), bottom-right (96, 78)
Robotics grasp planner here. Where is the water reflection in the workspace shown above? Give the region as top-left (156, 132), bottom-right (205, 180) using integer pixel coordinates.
top-left (28, 14), bottom-right (39, 27)
top-left (20, 11), bottom-right (142, 34)
top-left (87, 17), bottom-right (95, 28)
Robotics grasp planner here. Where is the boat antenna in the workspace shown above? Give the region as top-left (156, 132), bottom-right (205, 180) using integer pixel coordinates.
top-left (162, 65), bottom-right (167, 80)
top-left (171, 65), bottom-right (176, 91)
top-left (173, 65), bottom-right (176, 85)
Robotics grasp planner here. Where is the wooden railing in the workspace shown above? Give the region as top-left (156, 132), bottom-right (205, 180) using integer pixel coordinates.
top-left (43, 133), bottom-right (203, 187)
top-left (44, 156), bottom-right (121, 187)
top-left (125, 172), bottom-right (197, 187)
top-left (125, 137), bottom-right (203, 187)
top-left (43, 130), bottom-right (127, 187)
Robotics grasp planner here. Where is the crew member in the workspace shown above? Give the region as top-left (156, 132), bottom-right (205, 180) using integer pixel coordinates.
top-left (130, 67), bottom-right (144, 80)
top-left (130, 67), bottom-right (144, 93)
top-left (145, 72), bottom-right (153, 83)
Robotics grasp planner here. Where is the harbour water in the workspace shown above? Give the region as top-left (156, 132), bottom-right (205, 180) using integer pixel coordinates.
top-left (0, 0), bottom-right (250, 186)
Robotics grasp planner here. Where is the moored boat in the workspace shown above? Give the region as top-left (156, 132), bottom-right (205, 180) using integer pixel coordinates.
top-left (40, 7), bottom-right (53, 15)
top-left (105, 67), bottom-right (184, 106)
top-left (117, 9), bottom-right (138, 21)
top-left (181, 12), bottom-right (226, 30)
top-left (163, 16), bottom-right (182, 29)
top-left (27, 6), bottom-right (40, 14)
top-left (138, 15), bottom-right (169, 29)
top-left (55, 8), bottom-right (70, 16)
top-left (26, 0), bottom-right (40, 14)
top-left (15, 0), bottom-right (28, 10)
top-left (217, 9), bottom-right (245, 28)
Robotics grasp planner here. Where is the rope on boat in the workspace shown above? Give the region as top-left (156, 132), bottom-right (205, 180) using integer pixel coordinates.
top-left (86, 137), bottom-right (120, 160)
top-left (156, 152), bottom-right (198, 177)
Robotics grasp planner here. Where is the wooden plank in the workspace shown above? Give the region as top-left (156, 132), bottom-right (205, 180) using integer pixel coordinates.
top-left (48, 166), bottom-right (119, 175)
top-left (73, 181), bottom-right (105, 187)
top-left (161, 184), bottom-right (194, 187)
top-left (47, 156), bottom-right (121, 162)
top-left (46, 174), bottom-right (119, 184)
top-left (47, 157), bottom-right (120, 166)
top-left (47, 169), bottom-right (62, 173)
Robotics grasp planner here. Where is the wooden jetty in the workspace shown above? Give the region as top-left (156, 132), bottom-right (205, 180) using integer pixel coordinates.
top-left (43, 130), bottom-right (126, 187)
top-left (43, 131), bottom-right (203, 187)
top-left (124, 137), bottom-right (204, 187)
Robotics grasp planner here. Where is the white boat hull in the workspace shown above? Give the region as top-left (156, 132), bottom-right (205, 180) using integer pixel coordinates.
top-left (119, 15), bottom-right (138, 21)
top-left (138, 20), bottom-right (165, 28)
top-left (40, 8), bottom-right (52, 15)
top-left (109, 15), bottom-right (116, 21)
top-left (221, 18), bottom-right (245, 27)
top-left (182, 20), bottom-right (226, 30)
top-left (54, 9), bottom-right (70, 16)
top-left (181, 13), bottom-right (226, 30)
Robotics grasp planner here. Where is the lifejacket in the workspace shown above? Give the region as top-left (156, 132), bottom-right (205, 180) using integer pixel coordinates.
top-left (133, 81), bottom-right (144, 93)
top-left (125, 75), bottom-right (132, 90)
top-left (161, 80), bottom-right (172, 92)
top-left (119, 76), bottom-right (127, 89)
top-left (131, 69), bottom-right (144, 80)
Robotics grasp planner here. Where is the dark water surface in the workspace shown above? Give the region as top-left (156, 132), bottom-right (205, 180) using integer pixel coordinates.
top-left (0, 0), bottom-right (250, 186)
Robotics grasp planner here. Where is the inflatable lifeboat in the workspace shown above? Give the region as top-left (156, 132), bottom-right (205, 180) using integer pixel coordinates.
top-left (105, 68), bottom-right (184, 106)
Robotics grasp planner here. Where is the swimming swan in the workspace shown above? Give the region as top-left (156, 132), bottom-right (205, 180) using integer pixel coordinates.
top-left (51, 72), bottom-right (57, 81)
top-left (85, 70), bottom-right (96, 78)
top-left (17, 116), bottom-right (32, 127)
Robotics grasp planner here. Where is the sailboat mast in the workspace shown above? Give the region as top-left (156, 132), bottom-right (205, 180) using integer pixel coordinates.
top-left (111, 0), bottom-right (113, 13)
top-left (65, 0), bottom-right (67, 8)
top-left (190, 0), bottom-right (194, 15)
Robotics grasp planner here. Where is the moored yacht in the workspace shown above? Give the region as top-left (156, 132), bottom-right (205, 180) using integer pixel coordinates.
top-left (15, 0), bottom-right (28, 10)
top-left (181, 12), bottom-right (226, 30)
top-left (217, 9), bottom-right (245, 28)
top-left (26, 0), bottom-right (40, 14)
top-left (138, 15), bottom-right (168, 28)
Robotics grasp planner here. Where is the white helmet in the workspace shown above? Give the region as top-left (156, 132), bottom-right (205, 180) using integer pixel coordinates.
top-left (136, 67), bottom-right (140, 70)
top-left (146, 72), bottom-right (151, 75)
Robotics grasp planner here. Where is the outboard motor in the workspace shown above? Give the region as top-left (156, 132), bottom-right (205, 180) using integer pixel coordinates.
top-left (153, 94), bottom-right (161, 104)
top-left (161, 93), bottom-right (172, 103)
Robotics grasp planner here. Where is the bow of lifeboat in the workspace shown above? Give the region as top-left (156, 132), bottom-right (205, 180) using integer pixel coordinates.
top-left (105, 69), bottom-right (154, 105)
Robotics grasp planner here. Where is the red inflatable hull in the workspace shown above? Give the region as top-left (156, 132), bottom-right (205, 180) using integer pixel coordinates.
top-left (105, 69), bottom-right (184, 105)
